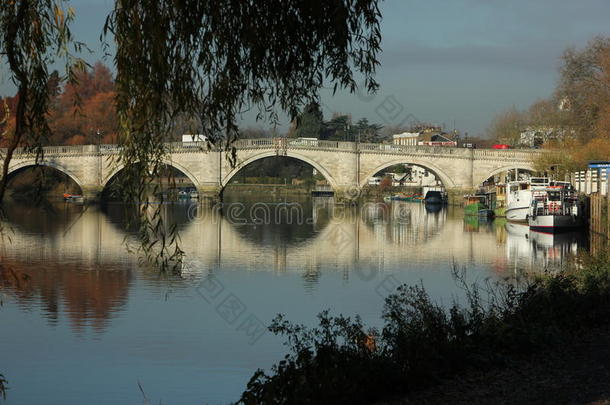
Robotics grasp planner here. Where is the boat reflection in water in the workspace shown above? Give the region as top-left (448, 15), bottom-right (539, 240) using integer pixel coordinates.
top-left (505, 222), bottom-right (587, 275)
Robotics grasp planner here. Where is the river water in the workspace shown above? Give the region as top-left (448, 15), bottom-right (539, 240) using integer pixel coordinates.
top-left (0, 193), bottom-right (588, 404)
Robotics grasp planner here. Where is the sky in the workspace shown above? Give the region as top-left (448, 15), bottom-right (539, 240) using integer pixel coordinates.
top-left (2, 0), bottom-right (610, 137)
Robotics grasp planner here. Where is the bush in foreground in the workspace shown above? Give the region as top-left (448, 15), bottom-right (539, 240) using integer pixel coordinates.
top-left (238, 253), bottom-right (610, 405)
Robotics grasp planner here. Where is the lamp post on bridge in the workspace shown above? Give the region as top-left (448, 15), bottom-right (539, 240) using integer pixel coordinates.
top-left (96, 129), bottom-right (102, 187)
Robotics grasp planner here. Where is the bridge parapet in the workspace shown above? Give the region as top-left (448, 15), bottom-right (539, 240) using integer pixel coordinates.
top-left (1, 144), bottom-right (99, 157)
top-left (3, 139), bottom-right (545, 160)
top-left (472, 148), bottom-right (542, 160)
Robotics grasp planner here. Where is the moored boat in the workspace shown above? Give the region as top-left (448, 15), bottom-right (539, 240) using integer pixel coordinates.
top-left (527, 183), bottom-right (584, 233)
top-left (464, 193), bottom-right (495, 218)
top-left (63, 193), bottom-right (84, 203)
top-left (506, 177), bottom-right (550, 222)
top-left (529, 214), bottom-right (584, 233)
top-left (387, 193), bottom-right (422, 202)
top-left (424, 190), bottom-right (447, 204)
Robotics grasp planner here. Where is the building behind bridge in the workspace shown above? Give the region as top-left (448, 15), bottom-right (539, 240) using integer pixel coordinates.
top-left (392, 125), bottom-right (458, 147)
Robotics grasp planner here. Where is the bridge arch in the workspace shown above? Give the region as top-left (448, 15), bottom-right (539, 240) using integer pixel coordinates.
top-left (360, 158), bottom-right (457, 189)
top-left (6, 160), bottom-right (85, 192)
top-left (474, 163), bottom-right (536, 187)
top-left (102, 159), bottom-right (201, 191)
top-left (221, 150), bottom-right (340, 190)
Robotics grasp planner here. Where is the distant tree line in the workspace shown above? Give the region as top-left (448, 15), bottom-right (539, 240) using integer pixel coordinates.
top-left (1, 72), bottom-right (393, 146)
top-left (287, 102), bottom-right (384, 142)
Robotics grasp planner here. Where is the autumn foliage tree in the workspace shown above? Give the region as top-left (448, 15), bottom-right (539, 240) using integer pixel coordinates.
top-left (486, 106), bottom-right (524, 145)
top-left (1, 61), bottom-right (118, 146)
top-left (487, 36), bottom-right (610, 174)
top-left (536, 37), bottom-right (610, 174)
top-left (379, 176), bottom-right (393, 193)
top-left (48, 62), bottom-right (118, 144)
top-left (1, 0), bottom-right (383, 274)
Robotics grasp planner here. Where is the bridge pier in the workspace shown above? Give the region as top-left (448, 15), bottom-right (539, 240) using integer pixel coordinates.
top-left (198, 184), bottom-right (223, 202)
top-left (334, 185), bottom-right (363, 204)
top-left (445, 187), bottom-right (475, 205)
top-left (82, 187), bottom-right (103, 204)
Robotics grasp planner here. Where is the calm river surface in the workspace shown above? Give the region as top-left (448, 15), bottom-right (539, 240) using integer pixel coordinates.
top-left (0, 193), bottom-right (589, 404)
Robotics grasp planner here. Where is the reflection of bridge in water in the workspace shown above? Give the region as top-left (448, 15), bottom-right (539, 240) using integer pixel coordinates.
top-left (1, 200), bottom-right (589, 330)
top-left (1, 201), bottom-right (513, 277)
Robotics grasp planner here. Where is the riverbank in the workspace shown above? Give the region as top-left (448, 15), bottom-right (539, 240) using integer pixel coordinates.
top-left (237, 251), bottom-right (610, 405)
top-left (590, 193), bottom-right (610, 239)
top-left (380, 326), bottom-right (610, 404)
top-left (224, 184), bottom-right (313, 195)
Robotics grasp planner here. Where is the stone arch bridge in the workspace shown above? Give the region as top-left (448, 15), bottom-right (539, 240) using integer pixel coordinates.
top-left (1, 138), bottom-right (542, 201)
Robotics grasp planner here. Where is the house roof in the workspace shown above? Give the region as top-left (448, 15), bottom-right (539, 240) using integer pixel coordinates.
top-left (419, 132), bottom-right (455, 143)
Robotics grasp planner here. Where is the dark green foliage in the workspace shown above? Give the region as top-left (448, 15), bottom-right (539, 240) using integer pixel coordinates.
top-left (294, 103), bottom-right (324, 139)
top-left (354, 117), bottom-right (383, 142)
top-left (292, 104), bottom-right (385, 142)
top-left (323, 114), bottom-right (352, 140)
top-left (102, 0), bottom-right (383, 270)
top-left (239, 254), bottom-right (610, 405)
top-left (106, 0), bottom-right (382, 144)
top-left (239, 311), bottom-right (399, 405)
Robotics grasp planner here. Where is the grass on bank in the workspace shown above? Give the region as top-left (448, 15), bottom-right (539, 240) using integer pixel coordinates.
top-left (237, 252), bottom-right (610, 405)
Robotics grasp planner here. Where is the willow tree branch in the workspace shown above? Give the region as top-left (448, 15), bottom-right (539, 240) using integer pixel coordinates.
top-left (0, 0), bottom-right (29, 203)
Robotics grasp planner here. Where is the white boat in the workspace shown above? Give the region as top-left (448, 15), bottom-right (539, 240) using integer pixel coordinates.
top-left (529, 214), bottom-right (584, 233)
top-left (505, 177), bottom-right (550, 222)
top-left (189, 190), bottom-right (199, 199)
top-left (528, 184), bottom-right (584, 233)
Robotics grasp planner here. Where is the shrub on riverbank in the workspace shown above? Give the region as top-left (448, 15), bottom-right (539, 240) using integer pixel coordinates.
top-left (238, 252), bottom-right (610, 405)
top-left (0, 374), bottom-right (6, 400)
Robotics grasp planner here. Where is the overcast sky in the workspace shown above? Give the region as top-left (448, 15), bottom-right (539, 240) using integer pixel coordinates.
top-left (2, 0), bottom-right (610, 137)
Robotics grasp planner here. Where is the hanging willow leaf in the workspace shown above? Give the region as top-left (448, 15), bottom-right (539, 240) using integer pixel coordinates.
top-left (0, 0), bottom-right (84, 203)
top-left (102, 0), bottom-right (383, 272)
top-left (0, 373), bottom-right (7, 400)
top-left (1, 1), bottom-right (383, 273)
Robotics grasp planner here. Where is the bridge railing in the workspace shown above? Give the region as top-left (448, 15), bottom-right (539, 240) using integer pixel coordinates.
top-left (472, 149), bottom-right (540, 159)
top-left (3, 138), bottom-right (544, 160)
top-left (0, 144), bottom-right (98, 156)
top-left (356, 142), bottom-right (470, 155)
